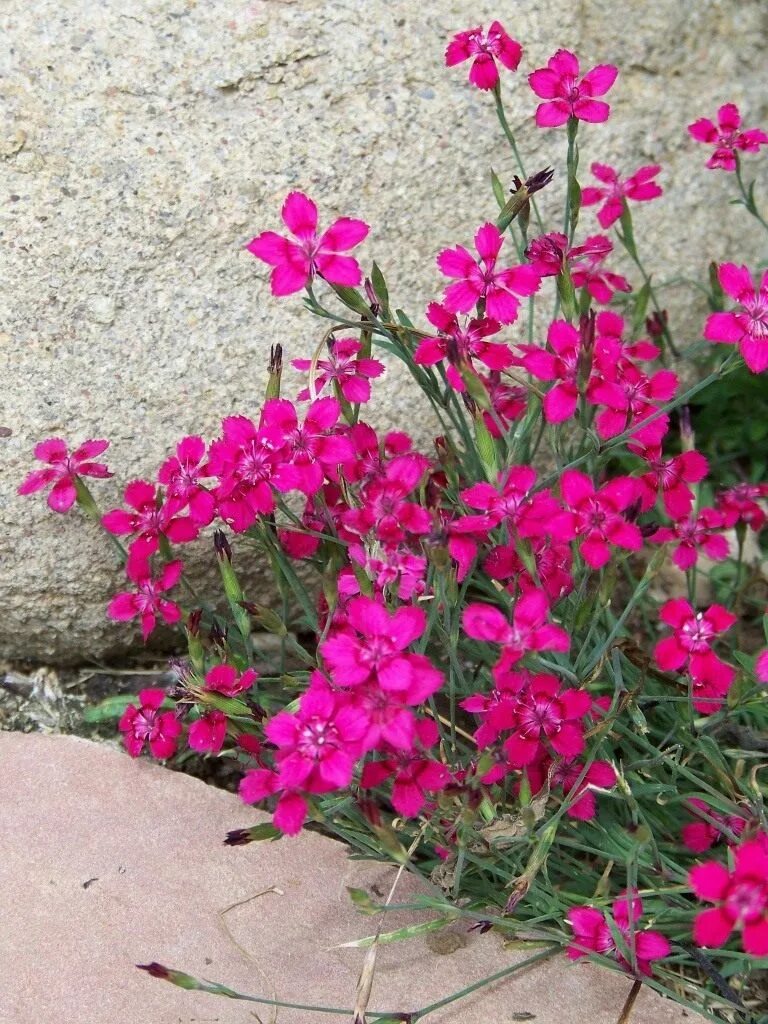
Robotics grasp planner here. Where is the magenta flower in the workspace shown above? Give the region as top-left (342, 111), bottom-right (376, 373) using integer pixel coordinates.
top-left (188, 710), bottom-right (227, 754)
top-left (552, 758), bottom-right (617, 820)
top-left (119, 688), bottom-right (181, 759)
top-left (321, 595), bottom-right (443, 699)
top-left (688, 104), bottom-right (768, 171)
top-left (681, 798), bottom-right (746, 854)
top-left (528, 49), bottom-right (618, 128)
top-left (632, 445), bottom-right (709, 519)
top-left (651, 507), bottom-right (729, 571)
top-left (654, 599), bottom-right (735, 687)
top-left (18, 438), bottom-right (111, 513)
top-left (438, 223), bottom-right (540, 325)
top-left (462, 590), bottom-right (570, 665)
top-left (204, 664), bottom-right (259, 697)
top-left (589, 362), bottom-right (678, 445)
top-left (703, 263), bottom-right (768, 374)
top-left (445, 22), bottom-right (522, 91)
top-left (292, 337), bottom-right (384, 403)
top-left (360, 718), bottom-right (451, 817)
top-left (756, 650), bottom-right (768, 684)
top-left (207, 413), bottom-right (288, 532)
top-left (690, 841), bottom-right (768, 955)
top-left (503, 675), bottom-right (591, 767)
top-left (581, 162), bottom-right (662, 229)
top-left (414, 302), bottom-right (510, 391)
top-left (157, 435), bottom-right (215, 527)
top-left (569, 235), bottom-right (631, 304)
top-left (342, 453), bottom-right (431, 545)
top-left (452, 466), bottom-right (557, 538)
top-left (102, 480), bottom-right (198, 557)
top-left (247, 191), bottom-right (369, 296)
top-left (265, 396), bottom-right (355, 496)
top-left (518, 319), bottom-right (583, 423)
top-left (568, 891), bottom-right (670, 976)
top-left (554, 470), bottom-right (643, 569)
top-left (107, 555), bottom-right (183, 641)
top-left (717, 482), bottom-right (768, 531)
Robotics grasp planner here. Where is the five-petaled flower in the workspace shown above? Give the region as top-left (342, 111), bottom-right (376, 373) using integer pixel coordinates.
top-left (654, 599), bottom-right (736, 706)
top-left (528, 49), bottom-right (618, 127)
top-left (688, 104), bottom-right (768, 171)
top-left (704, 263), bottom-right (768, 374)
top-left (445, 21), bottom-right (522, 91)
top-left (293, 337), bottom-right (384, 403)
top-left (247, 191), bottom-right (369, 296)
top-left (581, 162), bottom-right (663, 229)
top-left (119, 688), bottom-right (181, 759)
top-left (567, 891), bottom-right (671, 976)
top-left (18, 438), bottom-right (112, 513)
top-left (690, 841), bottom-right (768, 955)
top-left (107, 555), bottom-right (184, 640)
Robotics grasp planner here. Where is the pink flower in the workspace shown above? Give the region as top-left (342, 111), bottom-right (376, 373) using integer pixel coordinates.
top-left (681, 798), bottom-right (746, 854)
top-left (247, 191), bottom-right (369, 295)
top-left (445, 21), bottom-right (522, 91)
top-left (452, 466), bottom-right (557, 538)
top-left (528, 49), bottom-right (618, 128)
top-left (119, 688), bottom-right (181, 759)
top-left (552, 758), bottom-right (617, 820)
top-left (462, 590), bottom-right (570, 664)
top-left (590, 362), bottom-right (677, 445)
top-left (688, 104), bottom-right (768, 171)
top-left (414, 302), bottom-right (510, 391)
top-left (265, 397), bottom-right (355, 496)
top-left (207, 413), bottom-right (288, 532)
top-left (102, 480), bottom-right (198, 557)
top-left (503, 675), bottom-right (591, 767)
top-left (632, 446), bottom-right (709, 519)
top-left (107, 556), bottom-right (183, 641)
top-left (293, 337), bottom-right (384, 403)
top-left (568, 891), bottom-right (670, 976)
top-left (581, 163), bottom-right (662, 229)
top-left (569, 236), bottom-right (631, 305)
top-left (321, 596), bottom-right (443, 699)
top-left (716, 482), bottom-right (768, 531)
top-left (756, 649), bottom-right (768, 684)
top-left (342, 453), bottom-right (431, 545)
top-left (703, 264), bottom-right (768, 374)
top-left (518, 319), bottom-right (583, 423)
top-left (554, 471), bottom-right (642, 569)
top-left (18, 438), bottom-right (111, 513)
top-left (360, 718), bottom-right (451, 817)
top-left (437, 223), bottom-right (540, 325)
top-left (157, 436), bottom-right (215, 527)
top-left (204, 664), bottom-right (259, 697)
top-left (654, 600), bottom-right (736, 702)
top-left (690, 841), bottom-right (768, 955)
top-left (188, 710), bottom-right (227, 754)
top-left (651, 508), bottom-right (729, 571)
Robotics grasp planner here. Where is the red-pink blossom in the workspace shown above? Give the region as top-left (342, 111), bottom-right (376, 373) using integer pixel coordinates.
top-left (568, 891), bottom-right (670, 976)
top-left (204, 664), bottom-right (259, 697)
top-left (681, 798), bottom-right (746, 854)
top-left (651, 508), bottom-right (729, 570)
top-left (716, 482), bottom-right (768, 531)
top-left (554, 471), bottom-right (642, 569)
top-left (321, 595), bottom-right (443, 698)
top-left (342, 453), bottom-right (431, 545)
top-left (107, 556), bottom-right (183, 641)
top-left (569, 236), bottom-right (631, 304)
top-left (688, 104), bottom-right (768, 171)
top-left (102, 480), bottom-right (198, 557)
top-left (157, 435), bottom-right (215, 526)
top-left (654, 600), bottom-right (736, 706)
top-left (438, 223), bottom-right (540, 325)
top-left (581, 163), bottom-right (662, 229)
top-left (247, 191), bottom-right (369, 295)
top-left (551, 758), bottom-right (617, 820)
top-left (18, 438), bottom-right (112, 513)
top-left (207, 414), bottom-right (288, 531)
top-left (503, 675), bottom-right (591, 767)
top-left (188, 710), bottom-right (227, 754)
top-left (704, 263), bottom-right (768, 374)
top-left (264, 397), bottom-right (355, 496)
top-left (452, 466), bottom-right (556, 538)
top-left (119, 688), bottom-right (181, 759)
top-left (590, 362), bottom-right (677, 445)
top-left (756, 649), bottom-right (768, 684)
top-left (462, 590), bottom-right (570, 664)
top-left (444, 22), bottom-right (522, 91)
top-left (690, 841), bottom-right (768, 955)
top-left (518, 319), bottom-right (584, 423)
top-left (528, 50), bottom-right (618, 127)
top-left (631, 445), bottom-right (709, 519)
top-left (293, 337), bottom-right (384, 403)
top-left (360, 719), bottom-right (451, 817)
top-left (414, 302), bottom-right (510, 391)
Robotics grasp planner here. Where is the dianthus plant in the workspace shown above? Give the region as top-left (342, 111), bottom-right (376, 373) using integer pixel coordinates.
top-left (22, 21), bottom-right (768, 1024)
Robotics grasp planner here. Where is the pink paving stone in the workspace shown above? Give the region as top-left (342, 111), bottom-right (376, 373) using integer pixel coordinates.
top-left (0, 732), bottom-right (702, 1024)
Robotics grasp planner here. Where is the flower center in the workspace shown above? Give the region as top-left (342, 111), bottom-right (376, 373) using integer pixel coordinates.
top-left (725, 880), bottom-right (767, 923)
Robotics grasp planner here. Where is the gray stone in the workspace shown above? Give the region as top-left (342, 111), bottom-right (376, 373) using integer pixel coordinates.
top-left (0, 731), bottom-right (704, 1024)
top-left (2, 0), bottom-right (766, 661)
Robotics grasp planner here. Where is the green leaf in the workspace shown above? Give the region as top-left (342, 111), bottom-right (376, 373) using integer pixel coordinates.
top-left (370, 261), bottom-right (390, 312)
top-left (630, 280), bottom-right (652, 338)
top-left (331, 284), bottom-right (371, 316)
top-left (334, 917), bottom-right (450, 949)
top-left (346, 887), bottom-right (382, 916)
top-left (82, 694), bottom-right (138, 723)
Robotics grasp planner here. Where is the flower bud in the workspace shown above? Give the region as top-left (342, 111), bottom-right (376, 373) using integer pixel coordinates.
top-left (213, 530), bottom-right (232, 562)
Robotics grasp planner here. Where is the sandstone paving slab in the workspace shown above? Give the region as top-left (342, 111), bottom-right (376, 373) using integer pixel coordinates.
top-left (3, 0), bottom-right (767, 662)
top-left (0, 732), bottom-right (703, 1024)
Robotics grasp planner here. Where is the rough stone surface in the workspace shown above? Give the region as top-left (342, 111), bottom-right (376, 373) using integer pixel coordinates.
top-left (0, 731), bottom-right (704, 1024)
top-left (3, 0), bottom-right (767, 661)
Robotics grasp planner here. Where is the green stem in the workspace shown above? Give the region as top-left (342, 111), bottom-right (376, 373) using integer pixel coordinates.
top-left (734, 154), bottom-right (768, 233)
top-left (493, 88), bottom-right (545, 234)
top-left (563, 116), bottom-right (580, 244)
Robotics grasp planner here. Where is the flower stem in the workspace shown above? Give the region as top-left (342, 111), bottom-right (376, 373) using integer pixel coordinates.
top-left (493, 88), bottom-right (545, 234)
top-left (734, 154), bottom-right (768, 233)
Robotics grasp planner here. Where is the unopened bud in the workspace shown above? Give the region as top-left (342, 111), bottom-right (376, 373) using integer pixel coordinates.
top-left (679, 405), bottom-right (695, 451)
top-left (266, 344), bottom-right (283, 400)
top-left (213, 530), bottom-right (232, 562)
top-left (364, 277), bottom-right (381, 316)
top-left (645, 309), bottom-right (668, 340)
top-left (186, 608), bottom-right (202, 636)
